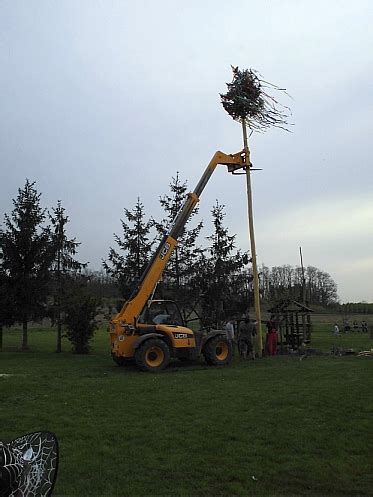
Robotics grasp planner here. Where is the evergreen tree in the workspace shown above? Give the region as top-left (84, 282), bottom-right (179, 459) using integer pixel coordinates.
top-left (0, 239), bottom-right (19, 349)
top-left (103, 198), bottom-right (154, 299)
top-left (62, 287), bottom-right (99, 354)
top-left (199, 201), bottom-right (249, 327)
top-left (1, 180), bottom-right (54, 349)
top-left (0, 246), bottom-right (3, 348)
top-left (49, 201), bottom-right (87, 352)
top-left (0, 245), bottom-right (12, 348)
top-left (153, 173), bottom-right (203, 301)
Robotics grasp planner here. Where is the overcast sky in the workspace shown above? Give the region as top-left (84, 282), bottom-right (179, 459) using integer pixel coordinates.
top-left (1, 0), bottom-right (372, 303)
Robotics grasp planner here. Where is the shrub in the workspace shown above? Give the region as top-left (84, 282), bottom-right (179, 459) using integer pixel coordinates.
top-left (63, 295), bottom-right (100, 354)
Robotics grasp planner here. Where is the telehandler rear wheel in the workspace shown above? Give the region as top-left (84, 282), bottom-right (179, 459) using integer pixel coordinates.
top-left (203, 335), bottom-right (233, 366)
top-left (135, 338), bottom-right (170, 372)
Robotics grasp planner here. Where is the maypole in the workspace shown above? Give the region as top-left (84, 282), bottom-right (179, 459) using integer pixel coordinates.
top-left (220, 66), bottom-right (291, 356)
top-left (241, 121), bottom-right (263, 355)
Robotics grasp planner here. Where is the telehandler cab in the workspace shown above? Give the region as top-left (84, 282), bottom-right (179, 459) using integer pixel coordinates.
top-left (109, 150), bottom-right (246, 371)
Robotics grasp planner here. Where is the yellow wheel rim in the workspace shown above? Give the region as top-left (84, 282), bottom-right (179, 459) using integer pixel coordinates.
top-left (215, 341), bottom-right (229, 361)
top-left (145, 346), bottom-right (164, 368)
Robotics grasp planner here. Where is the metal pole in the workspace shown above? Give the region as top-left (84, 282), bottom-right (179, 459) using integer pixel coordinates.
top-left (242, 121), bottom-right (263, 356)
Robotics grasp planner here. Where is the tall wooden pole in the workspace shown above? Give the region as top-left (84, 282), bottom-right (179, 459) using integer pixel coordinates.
top-left (242, 121), bottom-right (263, 356)
top-left (300, 246), bottom-right (306, 341)
top-left (299, 246), bottom-right (311, 342)
top-left (299, 246), bottom-right (306, 303)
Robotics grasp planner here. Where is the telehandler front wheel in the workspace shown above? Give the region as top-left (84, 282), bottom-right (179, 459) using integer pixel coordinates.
top-left (203, 335), bottom-right (233, 366)
top-left (112, 354), bottom-right (130, 367)
top-left (135, 338), bottom-right (170, 372)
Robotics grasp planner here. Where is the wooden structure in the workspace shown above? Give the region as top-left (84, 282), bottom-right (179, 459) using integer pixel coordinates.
top-left (267, 300), bottom-right (313, 352)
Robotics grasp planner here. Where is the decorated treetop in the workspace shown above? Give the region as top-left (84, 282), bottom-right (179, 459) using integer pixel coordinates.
top-left (220, 66), bottom-right (291, 132)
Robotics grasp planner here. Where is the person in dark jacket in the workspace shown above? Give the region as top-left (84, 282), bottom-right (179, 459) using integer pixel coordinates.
top-left (238, 317), bottom-right (256, 360)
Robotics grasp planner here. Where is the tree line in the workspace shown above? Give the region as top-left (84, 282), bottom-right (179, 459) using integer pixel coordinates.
top-left (259, 264), bottom-right (338, 306)
top-left (0, 180), bottom-right (96, 352)
top-left (337, 302), bottom-right (373, 315)
top-left (1, 177), bottom-right (343, 352)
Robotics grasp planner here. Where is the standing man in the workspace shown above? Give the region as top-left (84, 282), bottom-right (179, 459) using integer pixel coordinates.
top-left (238, 316), bottom-right (256, 360)
top-left (344, 319), bottom-right (350, 334)
top-left (225, 318), bottom-right (235, 344)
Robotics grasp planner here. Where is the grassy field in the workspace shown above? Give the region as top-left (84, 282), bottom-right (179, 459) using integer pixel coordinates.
top-left (1, 318), bottom-right (372, 497)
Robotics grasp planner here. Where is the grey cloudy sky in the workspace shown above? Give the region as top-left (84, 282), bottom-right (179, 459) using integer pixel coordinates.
top-left (1, 0), bottom-right (372, 303)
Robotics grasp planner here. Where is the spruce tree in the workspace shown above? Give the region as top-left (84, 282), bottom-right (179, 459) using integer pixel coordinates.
top-left (103, 198), bottom-right (154, 299)
top-left (1, 180), bottom-right (54, 349)
top-left (200, 201), bottom-right (249, 327)
top-left (0, 244), bottom-right (13, 348)
top-left (49, 200), bottom-right (87, 352)
top-left (0, 240), bottom-right (19, 349)
top-left (153, 173), bottom-right (203, 302)
top-left (0, 246), bottom-right (3, 348)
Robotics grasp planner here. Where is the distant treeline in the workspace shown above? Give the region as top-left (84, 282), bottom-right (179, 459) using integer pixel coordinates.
top-left (336, 302), bottom-right (373, 314)
top-left (258, 264), bottom-right (338, 307)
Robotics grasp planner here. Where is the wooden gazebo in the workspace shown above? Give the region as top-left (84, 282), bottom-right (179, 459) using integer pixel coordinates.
top-left (267, 299), bottom-right (313, 352)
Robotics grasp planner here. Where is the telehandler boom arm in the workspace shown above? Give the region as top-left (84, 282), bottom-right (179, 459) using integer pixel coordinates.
top-left (114, 150), bottom-right (245, 328)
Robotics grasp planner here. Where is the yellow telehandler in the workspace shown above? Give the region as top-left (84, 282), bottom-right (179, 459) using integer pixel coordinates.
top-left (109, 150), bottom-right (246, 371)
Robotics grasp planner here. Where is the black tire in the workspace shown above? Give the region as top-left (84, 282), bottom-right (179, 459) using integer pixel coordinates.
top-left (135, 338), bottom-right (170, 372)
top-left (203, 335), bottom-right (233, 366)
top-left (112, 354), bottom-right (129, 367)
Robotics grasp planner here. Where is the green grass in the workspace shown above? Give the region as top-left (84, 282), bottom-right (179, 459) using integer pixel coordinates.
top-left (1, 323), bottom-right (372, 497)
top-left (311, 312), bottom-right (372, 354)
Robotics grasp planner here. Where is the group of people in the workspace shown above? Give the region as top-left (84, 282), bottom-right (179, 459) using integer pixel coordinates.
top-left (333, 319), bottom-right (369, 335)
top-left (224, 317), bottom-right (256, 359)
top-left (224, 316), bottom-right (279, 359)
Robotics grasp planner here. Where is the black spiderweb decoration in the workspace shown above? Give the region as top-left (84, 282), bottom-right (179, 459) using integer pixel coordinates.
top-left (0, 432), bottom-right (58, 497)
